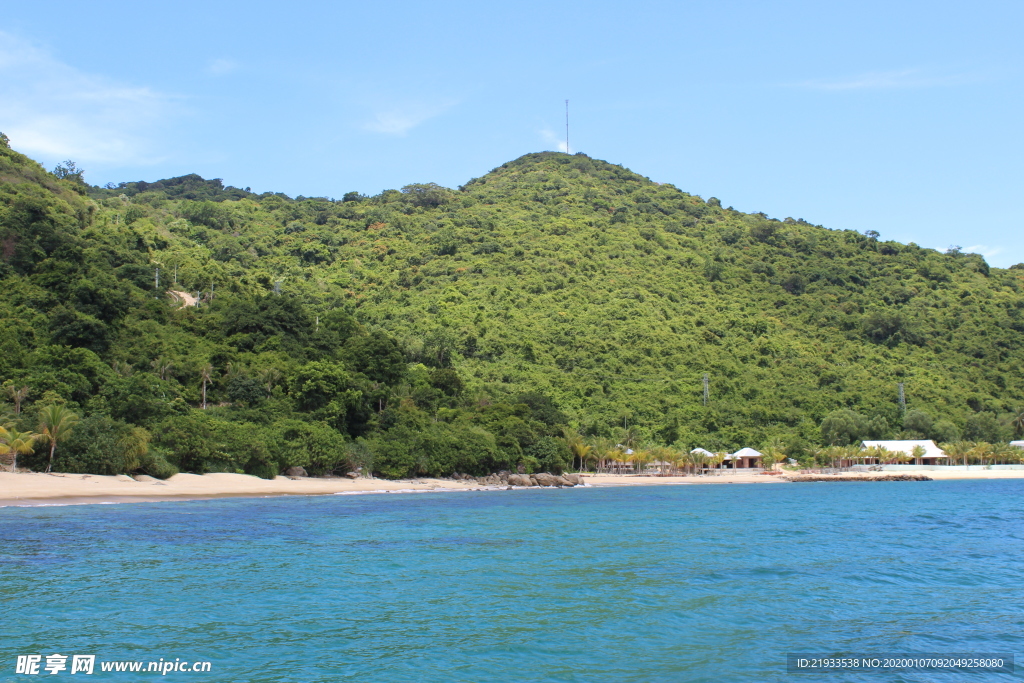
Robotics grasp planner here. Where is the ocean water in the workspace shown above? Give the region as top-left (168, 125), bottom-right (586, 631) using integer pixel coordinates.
top-left (2, 481), bottom-right (1023, 682)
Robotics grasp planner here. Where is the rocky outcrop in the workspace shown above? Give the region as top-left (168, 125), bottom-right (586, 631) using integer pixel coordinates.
top-left (453, 471), bottom-right (585, 488)
top-left (284, 466), bottom-right (308, 477)
top-left (785, 474), bottom-right (932, 482)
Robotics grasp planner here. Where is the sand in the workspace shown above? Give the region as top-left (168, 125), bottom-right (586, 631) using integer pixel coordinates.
top-left (1, 468), bottom-right (1022, 507)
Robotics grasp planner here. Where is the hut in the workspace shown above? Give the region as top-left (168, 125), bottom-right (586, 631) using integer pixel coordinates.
top-left (728, 447), bottom-right (763, 469)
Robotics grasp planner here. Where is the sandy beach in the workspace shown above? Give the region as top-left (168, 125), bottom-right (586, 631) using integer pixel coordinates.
top-left (1, 468), bottom-right (1022, 507)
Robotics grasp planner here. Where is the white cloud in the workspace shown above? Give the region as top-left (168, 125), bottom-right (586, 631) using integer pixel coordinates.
top-left (791, 68), bottom-right (978, 91)
top-left (206, 58), bottom-right (239, 76)
top-left (964, 244), bottom-right (1002, 259)
top-left (362, 100), bottom-right (456, 135)
top-left (540, 127), bottom-right (568, 153)
top-left (0, 31), bottom-right (176, 166)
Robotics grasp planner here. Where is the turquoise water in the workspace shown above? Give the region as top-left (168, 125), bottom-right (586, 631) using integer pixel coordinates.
top-left (2, 481), bottom-right (1023, 682)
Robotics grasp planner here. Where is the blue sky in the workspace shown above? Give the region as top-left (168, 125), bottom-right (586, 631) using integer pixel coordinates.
top-left (2, 1), bottom-right (1022, 266)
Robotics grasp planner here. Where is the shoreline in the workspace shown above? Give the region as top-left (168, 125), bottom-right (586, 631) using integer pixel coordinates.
top-left (2, 469), bottom-right (1023, 508)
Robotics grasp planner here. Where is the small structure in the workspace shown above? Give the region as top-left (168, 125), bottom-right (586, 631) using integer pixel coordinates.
top-left (861, 440), bottom-right (948, 465)
top-left (728, 447), bottom-right (762, 469)
top-left (1011, 441), bottom-right (1024, 449)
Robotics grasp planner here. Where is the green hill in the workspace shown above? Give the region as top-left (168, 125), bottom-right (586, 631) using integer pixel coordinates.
top-left (2, 138), bottom-right (1023, 477)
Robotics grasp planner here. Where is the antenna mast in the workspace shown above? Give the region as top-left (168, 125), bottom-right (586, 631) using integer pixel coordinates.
top-left (565, 99), bottom-right (570, 154)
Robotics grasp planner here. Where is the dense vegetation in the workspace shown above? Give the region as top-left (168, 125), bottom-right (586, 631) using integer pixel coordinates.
top-left (2, 134), bottom-right (1023, 477)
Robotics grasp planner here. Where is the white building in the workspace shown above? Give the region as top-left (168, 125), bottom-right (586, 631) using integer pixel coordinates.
top-left (860, 440), bottom-right (948, 465)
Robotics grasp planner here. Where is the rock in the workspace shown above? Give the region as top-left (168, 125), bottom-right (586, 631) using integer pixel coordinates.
top-left (554, 476), bottom-right (575, 487)
top-left (345, 471), bottom-right (360, 479)
top-left (533, 473), bottom-right (557, 487)
top-left (517, 463), bottom-right (526, 474)
top-left (506, 486), bottom-right (513, 490)
top-left (507, 474), bottom-right (524, 486)
top-left (285, 466), bottom-right (308, 477)
top-left (563, 474), bottom-right (581, 485)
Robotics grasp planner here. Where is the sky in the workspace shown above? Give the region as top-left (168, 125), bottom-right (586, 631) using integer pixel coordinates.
top-left (2, 0), bottom-right (1022, 266)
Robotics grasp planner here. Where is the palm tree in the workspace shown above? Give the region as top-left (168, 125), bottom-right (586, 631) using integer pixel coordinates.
top-left (151, 356), bottom-right (173, 381)
top-left (911, 445), bottom-right (927, 465)
top-left (892, 448), bottom-right (914, 466)
top-left (1011, 409), bottom-right (1024, 439)
top-left (260, 367), bottom-right (283, 398)
top-left (940, 440), bottom-right (973, 467)
top-left (200, 363), bottom-right (213, 409)
top-left (560, 428), bottom-right (593, 473)
top-left (38, 405), bottom-right (79, 473)
top-left (989, 442), bottom-right (1016, 465)
top-left (710, 451), bottom-right (727, 475)
top-left (117, 427), bottom-right (151, 472)
top-left (633, 447), bottom-right (654, 475)
top-left (3, 384), bottom-right (30, 415)
top-left (0, 426), bottom-right (37, 472)
top-left (969, 442), bottom-right (993, 467)
top-left (760, 441), bottom-right (786, 472)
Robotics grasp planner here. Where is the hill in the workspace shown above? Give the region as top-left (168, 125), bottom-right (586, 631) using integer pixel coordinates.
top-left (2, 138), bottom-right (1023, 477)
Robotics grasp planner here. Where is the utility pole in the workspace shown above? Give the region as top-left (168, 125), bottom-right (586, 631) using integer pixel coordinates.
top-left (898, 382), bottom-right (906, 416)
top-left (703, 373), bottom-right (710, 406)
top-left (155, 267), bottom-right (160, 290)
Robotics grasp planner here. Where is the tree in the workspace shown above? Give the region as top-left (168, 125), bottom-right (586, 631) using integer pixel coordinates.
top-left (969, 442), bottom-right (993, 467)
top-left (820, 409), bottom-right (869, 446)
top-left (964, 412), bottom-right (1006, 443)
top-left (1011, 409), bottom-right (1024, 439)
top-left (37, 405), bottom-right (79, 473)
top-left (940, 441), bottom-right (973, 467)
top-left (2, 383), bottom-right (30, 415)
top-left (760, 440), bottom-right (786, 471)
top-left (911, 445), bottom-right (927, 465)
top-left (200, 363), bottom-right (213, 410)
top-left (52, 160), bottom-right (84, 183)
top-left (0, 426), bottom-right (37, 472)
top-left (560, 428), bottom-right (592, 472)
top-left (902, 410), bottom-right (933, 438)
top-left (151, 356), bottom-right (173, 381)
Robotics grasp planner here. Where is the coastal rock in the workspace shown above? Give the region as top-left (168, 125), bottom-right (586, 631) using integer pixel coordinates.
top-left (284, 466), bottom-right (308, 477)
top-left (785, 474), bottom-right (932, 483)
top-left (533, 473), bottom-right (557, 487)
top-left (345, 471), bottom-right (360, 479)
top-left (554, 476), bottom-right (575, 487)
top-left (563, 474), bottom-right (581, 485)
top-left (508, 474), bottom-right (527, 486)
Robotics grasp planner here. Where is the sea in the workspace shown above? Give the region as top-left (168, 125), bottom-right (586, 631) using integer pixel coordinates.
top-left (2, 480), bottom-right (1022, 682)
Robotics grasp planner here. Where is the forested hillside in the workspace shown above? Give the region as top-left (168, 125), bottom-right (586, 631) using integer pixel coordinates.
top-left (2, 135), bottom-right (1023, 477)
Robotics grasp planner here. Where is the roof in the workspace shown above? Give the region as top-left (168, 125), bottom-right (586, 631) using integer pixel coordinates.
top-left (690, 448), bottom-right (715, 458)
top-left (731, 447), bottom-right (762, 459)
top-left (1011, 441), bottom-right (1024, 449)
top-left (860, 440), bottom-right (947, 458)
